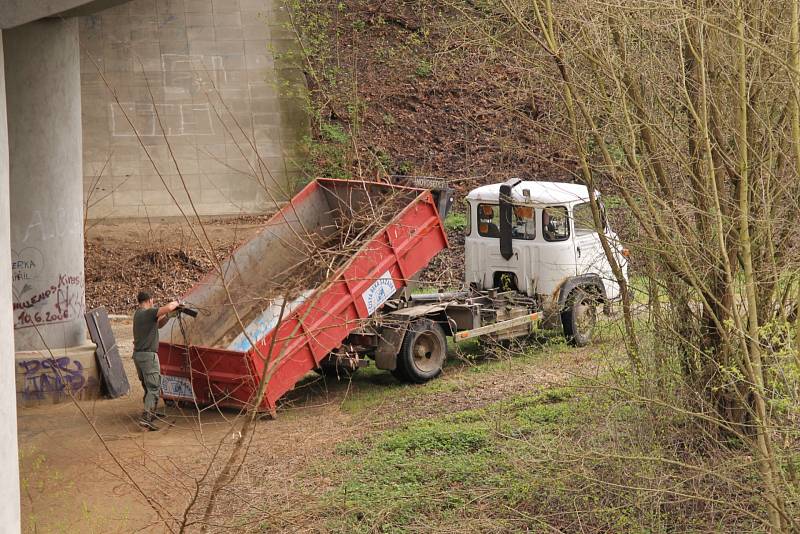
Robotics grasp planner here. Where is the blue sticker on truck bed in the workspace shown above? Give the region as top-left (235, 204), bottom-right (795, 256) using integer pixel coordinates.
top-left (362, 271), bottom-right (396, 315)
top-left (161, 375), bottom-right (195, 400)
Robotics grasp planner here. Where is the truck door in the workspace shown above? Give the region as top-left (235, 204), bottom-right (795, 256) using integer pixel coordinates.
top-left (572, 201), bottom-right (618, 298)
top-left (464, 202), bottom-right (539, 294)
top-left (537, 206), bottom-right (577, 295)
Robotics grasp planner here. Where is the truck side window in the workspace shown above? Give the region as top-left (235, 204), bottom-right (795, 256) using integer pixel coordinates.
top-left (573, 202), bottom-right (597, 235)
top-left (477, 204), bottom-right (500, 237)
top-left (512, 205), bottom-right (536, 240)
top-left (574, 201), bottom-right (608, 235)
top-left (542, 206), bottom-right (570, 241)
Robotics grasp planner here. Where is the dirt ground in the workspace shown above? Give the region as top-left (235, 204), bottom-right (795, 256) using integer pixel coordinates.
top-left (84, 215), bottom-right (274, 314)
top-left (17, 312), bottom-right (596, 533)
top-left (17, 316), bottom-right (352, 533)
top-left (16, 217), bottom-right (597, 532)
top-left (84, 209), bottom-right (465, 316)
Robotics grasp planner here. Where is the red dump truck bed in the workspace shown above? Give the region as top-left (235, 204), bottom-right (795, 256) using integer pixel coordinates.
top-left (157, 178), bottom-right (448, 414)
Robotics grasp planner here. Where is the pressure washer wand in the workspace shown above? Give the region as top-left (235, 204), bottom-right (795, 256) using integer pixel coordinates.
top-left (175, 304), bottom-right (198, 318)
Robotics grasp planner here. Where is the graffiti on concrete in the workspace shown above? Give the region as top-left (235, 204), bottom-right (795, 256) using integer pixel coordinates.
top-left (11, 247), bottom-right (43, 283)
top-left (18, 207), bottom-right (83, 244)
top-left (13, 272), bottom-right (85, 330)
top-left (18, 356), bottom-right (87, 400)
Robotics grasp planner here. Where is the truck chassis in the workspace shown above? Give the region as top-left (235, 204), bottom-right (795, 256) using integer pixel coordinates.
top-left (321, 288), bottom-right (543, 383)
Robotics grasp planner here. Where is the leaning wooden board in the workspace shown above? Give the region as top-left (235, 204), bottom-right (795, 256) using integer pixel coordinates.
top-left (85, 307), bottom-right (130, 398)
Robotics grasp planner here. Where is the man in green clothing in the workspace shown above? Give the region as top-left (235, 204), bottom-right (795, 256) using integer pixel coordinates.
top-left (133, 291), bottom-right (179, 430)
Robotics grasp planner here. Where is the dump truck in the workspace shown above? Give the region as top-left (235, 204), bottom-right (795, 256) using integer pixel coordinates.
top-left (158, 177), bottom-right (627, 414)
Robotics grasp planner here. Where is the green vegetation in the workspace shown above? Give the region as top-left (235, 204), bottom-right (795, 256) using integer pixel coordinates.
top-left (20, 446), bottom-right (81, 532)
top-left (414, 59), bottom-right (433, 78)
top-left (298, 123), bottom-right (353, 179)
top-left (443, 211), bottom-right (467, 232)
top-left (265, 1), bottom-right (800, 531)
top-left (259, 330), bottom-right (772, 533)
top-left (329, 336), bottom-right (547, 413)
top-left (322, 388), bottom-right (580, 532)
top-left (276, 2), bottom-right (359, 181)
top-left (279, 0), bottom-right (434, 182)
top-left (304, 377), bottom-right (766, 533)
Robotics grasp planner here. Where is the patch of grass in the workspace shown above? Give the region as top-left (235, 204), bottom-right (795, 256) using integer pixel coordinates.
top-left (334, 439), bottom-right (369, 456)
top-left (517, 401), bottom-right (574, 425)
top-left (337, 364), bottom-right (462, 414)
top-left (335, 331), bottom-right (573, 414)
top-left (20, 446), bottom-right (79, 533)
top-left (372, 147), bottom-right (394, 171)
top-left (321, 123), bottom-right (350, 144)
top-left (318, 387), bottom-right (589, 532)
top-left (410, 285), bottom-right (450, 294)
top-left (319, 329), bottom-right (567, 417)
top-left (396, 160), bottom-right (414, 174)
top-left (300, 369), bottom-right (768, 533)
top-left (415, 59), bottom-right (433, 78)
top-left (508, 386), bottom-right (575, 408)
top-left (443, 211), bottom-right (467, 232)
top-left (450, 334), bottom-right (568, 371)
top-left (381, 112), bottom-right (396, 125)
top-left (300, 130), bottom-right (350, 179)
top-left (381, 421), bottom-right (490, 454)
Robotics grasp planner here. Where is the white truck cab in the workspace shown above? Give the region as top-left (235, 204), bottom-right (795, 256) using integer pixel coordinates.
top-left (464, 179), bottom-right (628, 344)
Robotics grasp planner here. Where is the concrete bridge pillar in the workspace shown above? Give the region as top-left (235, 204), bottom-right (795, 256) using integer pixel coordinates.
top-left (0, 30), bottom-right (22, 534)
top-left (4, 19), bottom-right (99, 405)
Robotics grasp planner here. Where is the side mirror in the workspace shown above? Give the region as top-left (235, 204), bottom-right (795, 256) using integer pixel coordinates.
top-left (499, 178), bottom-right (521, 260)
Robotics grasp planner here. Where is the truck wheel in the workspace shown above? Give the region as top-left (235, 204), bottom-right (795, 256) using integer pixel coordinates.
top-left (561, 288), bottom-right (597, 347)
top-left (392, 318), bottom-right (447, 383)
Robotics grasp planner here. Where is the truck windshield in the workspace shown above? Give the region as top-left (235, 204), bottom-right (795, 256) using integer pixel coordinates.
top-left (512, 205), bottom-right (535, 240)
top-left (478, 204), bottom-right (535, 239)
top-left (543, 206), bottom-right (570, 241)
top-left (477, 204), bottom-right (500, 237)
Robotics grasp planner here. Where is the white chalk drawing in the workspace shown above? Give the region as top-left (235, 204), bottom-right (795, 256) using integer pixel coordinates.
top-left (161, 53), bottom-right (228, 75)
top-left (110, 52), bottom-right (240, 137)
top-left (161, 53), bottom-right (231, 97)
top-left (20, 208), bottom-right (82, 244)
top-left (110, 102), bottom-right (215, 137)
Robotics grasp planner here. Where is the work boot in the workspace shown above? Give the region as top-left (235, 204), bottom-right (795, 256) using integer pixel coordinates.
top-left (153, 402), bottom-right (167, 418)
top-left (137, 411), bottom-right (160, 431)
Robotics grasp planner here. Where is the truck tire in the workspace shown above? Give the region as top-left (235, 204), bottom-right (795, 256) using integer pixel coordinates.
top-left (561, 288), bottom-right (597, 347)
top-left (392, 318), bottom-right (447, 383)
